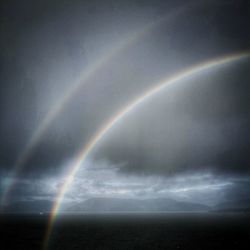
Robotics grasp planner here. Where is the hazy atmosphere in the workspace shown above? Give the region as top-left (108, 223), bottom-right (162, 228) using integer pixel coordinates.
top-left (0, 0), bottom-right (250, 213)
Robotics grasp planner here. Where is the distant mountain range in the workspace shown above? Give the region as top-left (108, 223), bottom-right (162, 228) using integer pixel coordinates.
top-left (2, 200), bottom-right (52, 213)
top-left (4, 197), bottom-right (250, 213)
top-left (212, 198), bottom-right (250, 213)
top-left (66, 197), bottom-right (210, 212)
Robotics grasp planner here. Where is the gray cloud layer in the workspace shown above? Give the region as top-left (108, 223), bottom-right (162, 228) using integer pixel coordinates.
top-left (0, 159), bottom-right (244, 208)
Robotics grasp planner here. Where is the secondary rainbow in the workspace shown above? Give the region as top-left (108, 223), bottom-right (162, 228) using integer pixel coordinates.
top-left (1, 2), bottom-right (196, 208)
top-left (43, 51), bottom-right (249, 249)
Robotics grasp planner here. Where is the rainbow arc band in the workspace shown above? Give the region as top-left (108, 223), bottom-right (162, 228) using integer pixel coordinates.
top-left (43, 51), bottom-right (249, 249)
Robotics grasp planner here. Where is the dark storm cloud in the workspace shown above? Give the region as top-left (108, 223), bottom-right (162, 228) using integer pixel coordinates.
top-left (0, 0), bottom-right (249, 180)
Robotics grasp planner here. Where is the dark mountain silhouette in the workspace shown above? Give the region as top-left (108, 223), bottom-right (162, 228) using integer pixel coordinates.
top-left (66, 197), bottom-right (209, 212)
top-left (3, 200), bottom-right (52, 213)
top-left (212, 198), bottom-right (250, 213)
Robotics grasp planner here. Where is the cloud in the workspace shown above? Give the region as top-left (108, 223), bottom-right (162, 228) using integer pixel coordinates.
top-left (2, 158), bottom-right (250, 212)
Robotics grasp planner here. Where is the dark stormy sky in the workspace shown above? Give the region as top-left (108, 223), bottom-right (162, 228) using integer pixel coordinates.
top-left (0, 0), bottom-right (249, 212)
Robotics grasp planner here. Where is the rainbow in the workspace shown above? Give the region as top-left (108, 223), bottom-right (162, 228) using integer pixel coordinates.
top-left (43, 51), bottom-right (249, 249)
top-left (1, 1), bottom-right (197, 208)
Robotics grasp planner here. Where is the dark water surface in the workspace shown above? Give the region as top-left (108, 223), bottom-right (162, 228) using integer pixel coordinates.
top-left (1, 213), bottom-right (250, 249)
